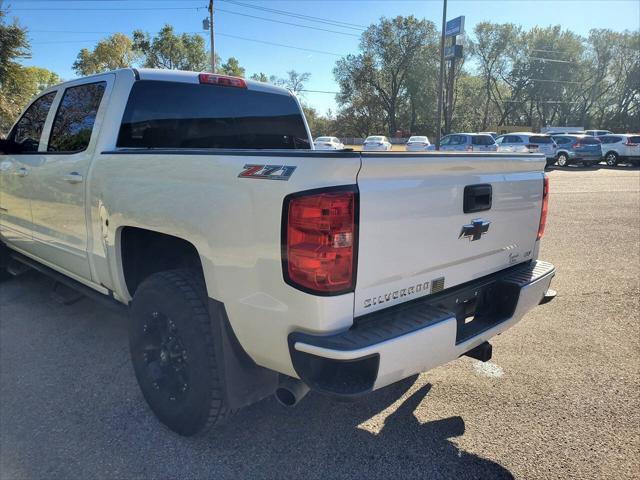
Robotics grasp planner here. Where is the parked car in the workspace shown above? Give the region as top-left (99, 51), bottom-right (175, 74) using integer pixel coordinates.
top-left (477, 131), bottom-right (498, 139)
top-left (584, 129), bottom-right (612, 137)
top-left (405, 135), bottom-right (432, 151)
top-left (599, 134), bottom-right (640, 166)
top-left (362, 135), bottom-right (392, 151)
top-left (0, 68), bottom-right (556, 437)
top-left (552, 134), bottom-right (602, 167)
top-left (314, 136), bottom-right (344, 150)
top-left (495, 133), bottom-right (557, 165)
top-left (439, 133), bottom-right (498, 152)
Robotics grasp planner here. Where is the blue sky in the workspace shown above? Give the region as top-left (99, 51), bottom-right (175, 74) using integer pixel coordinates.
top-left (6, 0), bottom-right (640, 114)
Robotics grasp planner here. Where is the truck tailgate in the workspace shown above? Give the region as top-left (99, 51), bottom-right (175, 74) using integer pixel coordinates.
top-left (354, 153), bottom-right (545, 316)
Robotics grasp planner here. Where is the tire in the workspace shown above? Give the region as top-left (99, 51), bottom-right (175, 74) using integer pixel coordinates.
top-left (129, 269), bottom-right (232, 436)
top-left (557, 152), bottom-right (569, 167)
top-left (605, 151), bottom-right (619, 167)
top-left (0, 244), bottom-right (12, 282)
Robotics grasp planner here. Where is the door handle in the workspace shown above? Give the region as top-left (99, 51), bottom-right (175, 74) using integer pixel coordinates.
top-left (63, 172), bottom-right (84, 184)
top-left (16, 167), bottom-right (29, 177)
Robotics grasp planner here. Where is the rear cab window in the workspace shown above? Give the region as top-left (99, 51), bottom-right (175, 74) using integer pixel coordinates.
top-left (48, 82), bottom-right (106, 152)
top-left (8, 92), bottom-right (57, 153)
top-left (117, 80), bottom-right (310, 149)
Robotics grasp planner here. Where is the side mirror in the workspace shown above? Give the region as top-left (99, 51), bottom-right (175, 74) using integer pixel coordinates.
top-left (0, 138), bottom-right (21, 155)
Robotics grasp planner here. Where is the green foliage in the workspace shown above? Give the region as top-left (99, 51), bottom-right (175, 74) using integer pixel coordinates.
top-left (219, 57), bottom-right (245, 77)
top-left (335, 17), bottom-right (640, 136)
top-left (132, 25), bottom-right (209, 71)
top-left (334, 16), bottom-right (438, 136)
top-left (72, 33), bottom-right (138, 75)
top-left (0, 12), bottom-right (60, 134)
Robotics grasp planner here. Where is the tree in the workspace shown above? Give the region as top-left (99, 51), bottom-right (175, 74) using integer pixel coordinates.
top-left (279, 70), bottom-right (310, 95)
top-left (72, 33), bottom-right (138, 75)
top-left (1, 12), bottom-right (60, 134)
top-left (334, 16), bottom-right (436, 136)
top-left (132, 25), bottom-right (208, 71)
top-left (219, 57), bottom-right (245, 77)
top-left (470, 22), bottom-right (521, 130)
top-left (0, 9), bottom-right (29, 85)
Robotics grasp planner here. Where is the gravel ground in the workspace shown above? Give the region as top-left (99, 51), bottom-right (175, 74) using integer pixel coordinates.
top-left (1, 165), bottom-right (638, 480)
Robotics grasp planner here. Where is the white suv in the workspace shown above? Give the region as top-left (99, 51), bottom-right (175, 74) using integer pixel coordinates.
top-left (584, 129), bottom-right (612, 137)
top-left (599, 134), bottom-right (640, 166)
top-left (495, 133), bottom-right (557, 164)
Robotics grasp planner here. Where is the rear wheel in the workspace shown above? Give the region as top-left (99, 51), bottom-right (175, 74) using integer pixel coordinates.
top-left (605, 151), bottom-right (619, 167)
top-left (129, 269), bottom-right (232, 436)
top-left (557, 152), bottom-right (569, 167)
top-left (0, 244), bottom-right (12, 282)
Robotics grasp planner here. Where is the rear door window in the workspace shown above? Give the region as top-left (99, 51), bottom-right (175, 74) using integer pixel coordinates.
top-left (117, 81), bottom-right (310, 149)
top-left (581, 137), bottom-right (601, 145)
top-left (600, 136), bottom-right (621, 144)
top-left (9, 92), bottom-right (57, 152)
top-left (48, 82), bottom-right (106, 152)
top-left (628, 136), bottom-right (640, 144)
top-left (554, 136), bottom-right (571, 145)
top-left (530, 136), bottom-right (553, 144)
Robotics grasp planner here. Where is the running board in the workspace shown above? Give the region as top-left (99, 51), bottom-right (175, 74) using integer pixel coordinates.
top-left (8, 252), bottom-right (127, 314)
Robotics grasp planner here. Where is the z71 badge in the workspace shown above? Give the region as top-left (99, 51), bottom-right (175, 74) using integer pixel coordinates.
top-left (238, 164), bottom-right (296, 181)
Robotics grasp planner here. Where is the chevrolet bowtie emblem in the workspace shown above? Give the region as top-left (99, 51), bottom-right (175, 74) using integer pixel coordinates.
top-left (459, 219), bottom-right (491, 241)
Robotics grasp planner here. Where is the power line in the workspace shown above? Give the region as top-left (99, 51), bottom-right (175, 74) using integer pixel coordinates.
top-left (217, 32), bottom-right (344, 56)
top-left (26, 29), bottom-right (347, 57)
top-left (9, 6), bottom-right (206, 11)
top-left (299, 89), bottom-right (340, 94)
top-left (220, 0), bottom-right (366, 31)
top-left (529, 56), bottom-right (576, 64)
top-left (216, 8), bottom-right (360, 37)
top-left (530, 78), bottom-right (580, 84)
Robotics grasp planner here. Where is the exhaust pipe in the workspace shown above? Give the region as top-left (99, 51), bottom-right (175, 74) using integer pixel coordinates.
top-left (275, 375), bottom-right (309, 407)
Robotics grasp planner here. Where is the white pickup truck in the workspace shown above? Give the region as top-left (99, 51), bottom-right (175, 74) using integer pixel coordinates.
top-left (0, 69), bottom-right (555, 436)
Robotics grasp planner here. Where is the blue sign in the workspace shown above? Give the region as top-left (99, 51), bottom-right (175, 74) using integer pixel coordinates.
top-left (445, 16), bottom-right (465, 37)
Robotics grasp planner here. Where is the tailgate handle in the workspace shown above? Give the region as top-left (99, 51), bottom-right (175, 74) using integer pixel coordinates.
top-left (464, 184), bottom-right (492, 213)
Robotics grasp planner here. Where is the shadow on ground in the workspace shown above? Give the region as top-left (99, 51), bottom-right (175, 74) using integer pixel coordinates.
top-left (0, 272), bottom-right (513, 479)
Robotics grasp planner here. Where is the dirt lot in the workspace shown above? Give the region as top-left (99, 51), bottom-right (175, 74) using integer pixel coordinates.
top-left (1, 165), bottom-right (638, 479)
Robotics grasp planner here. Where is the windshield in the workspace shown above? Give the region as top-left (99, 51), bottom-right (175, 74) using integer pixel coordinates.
top-left (315, 137), bottom-right (331, 142)
top-left (408, 136), bottom-right (427, 142)
top-left (366, 136), bottom-right (384, 142)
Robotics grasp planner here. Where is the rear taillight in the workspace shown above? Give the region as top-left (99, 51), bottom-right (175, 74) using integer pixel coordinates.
top-left (466, 145), bottom-right (473, 151)
top-left (525, 144), bottom-right (539, 150)
top-left (283, 187), bottom-right (358, 295)
top-left (537, 174), bottom-right (549, 240)
top-left (625, 140), bottom-right (638, 146)
top-left (198, 73), bottom-right (247, 88)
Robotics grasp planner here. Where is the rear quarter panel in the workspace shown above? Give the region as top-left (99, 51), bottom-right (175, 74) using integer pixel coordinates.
top-left (89, 150), bottom-right (361, 376)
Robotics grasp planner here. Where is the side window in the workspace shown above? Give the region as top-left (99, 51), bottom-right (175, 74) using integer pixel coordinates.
top-left (495, 136), bottom-right (503, 144)
top-left (48, 82), bottom-right (106, 153)
top-left (555, 137), bottom-right (570, 145)
top-left (8, 92), bottom-right (57, 153)
top-left (440, 135), bottom-right (451, 146)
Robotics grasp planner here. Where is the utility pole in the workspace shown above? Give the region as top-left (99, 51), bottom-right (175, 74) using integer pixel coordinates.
top-left (435, 0), bottom-right (447, 150)
top-left (209, 0), bottom-right (215, 72)
top-left (445, 33), bottom-right (456, 134)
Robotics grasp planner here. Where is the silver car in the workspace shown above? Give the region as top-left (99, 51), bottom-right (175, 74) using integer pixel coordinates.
top-left (313, 136), bottom-right (344, 150)
top-left (362, 135), bottom-right (392, 151)
top-left (439, 133), bottom-right (498, 152)
top-left (405, 135), bottom-right (432, 151)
